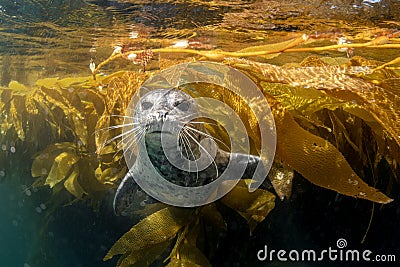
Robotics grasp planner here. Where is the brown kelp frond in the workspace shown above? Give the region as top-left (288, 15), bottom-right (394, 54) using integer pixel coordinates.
top-left (166, 219), bottom-right (212, 267)
top-left (221, 180), bottom-right (276, 235)
top-left (31, 142), bottom-right (124, 198)
top-left (104, 182), bottom-right (276, 266)
top-left (104, 207), bottom-right (195, 265)
top-left (228, 57), bottom-right (398, 203)
top-left (0, 73), bottom-right (141, 202)
top-left (95, 72), bottom-right (148, 155)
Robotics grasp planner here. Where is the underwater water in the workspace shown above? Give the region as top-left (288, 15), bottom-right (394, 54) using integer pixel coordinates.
top-left (1, 0), bottom-right (400, 267)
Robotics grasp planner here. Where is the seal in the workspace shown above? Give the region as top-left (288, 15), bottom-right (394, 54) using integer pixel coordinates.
top-left (113, 89), bottom-right (270, 216)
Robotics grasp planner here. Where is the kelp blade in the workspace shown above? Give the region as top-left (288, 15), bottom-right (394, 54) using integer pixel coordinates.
top-left (221, 181), bottom-right (276, 233)
top-left (227, 59), bottom-right (393, 204)
top-left (104, 207), bottom-right (194, 261)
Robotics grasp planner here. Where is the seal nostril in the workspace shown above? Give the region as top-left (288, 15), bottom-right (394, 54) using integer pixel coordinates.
top-left (157, 111), bottom-right (167, 120)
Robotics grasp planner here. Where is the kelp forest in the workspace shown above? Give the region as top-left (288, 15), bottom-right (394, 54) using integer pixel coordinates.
top-left (1, 2), bottom-right (400, 266)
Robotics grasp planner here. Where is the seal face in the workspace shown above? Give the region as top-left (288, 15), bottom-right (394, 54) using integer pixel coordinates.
top-left (133, 89), bottom-right (222, 186)
top-left (134, 89), bottom-right (198, 135)
top-left (113, 89), bottom-right (269, 216)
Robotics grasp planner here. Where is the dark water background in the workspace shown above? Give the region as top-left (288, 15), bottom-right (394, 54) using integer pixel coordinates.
top-left (1, 1), bottom-right (400, 266)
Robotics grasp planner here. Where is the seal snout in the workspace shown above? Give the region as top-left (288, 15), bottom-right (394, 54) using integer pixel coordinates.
top-left (156, 110), bottom-right (168, 121)
top-left (145, 112), bottom-right (169, 134)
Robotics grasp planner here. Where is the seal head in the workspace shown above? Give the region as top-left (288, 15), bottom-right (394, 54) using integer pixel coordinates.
top-left (113, 89), bottom-right (271, 215)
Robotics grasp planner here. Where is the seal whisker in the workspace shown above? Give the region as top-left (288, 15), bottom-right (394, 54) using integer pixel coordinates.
top-left (184, 125), bottom-right (230, 151)
top-left (95, 122), bottom-right (140, 135)
top-left (105, 127), bottom-right (144, 161)
top-left (102, 125), bottom-right (143, 148)
top-left (113, 126), bottom-right (143, 152)
top-left (126, 128), bottom-right (145, 161)
top-left (178, 133), bottom-right (189, 160)
top-left (180, 131), bottom-right (200, 184)
top-left (183, 128), bottom-right (219, 180)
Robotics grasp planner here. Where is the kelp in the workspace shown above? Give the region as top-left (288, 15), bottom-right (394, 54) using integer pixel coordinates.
top-left (221, 180), bottom-right (276, 234)
top-left (91, 30), bottom-right (400, 78)
top-left (95, 71), bottom-right (149, 154)
top-left (228, 57), bottom-right (400, 149)
top-left (0, 74), bottom-right (134, 201)
top-left (1, 32), bottom-right (400, 267)
top-left (101, 54), bottom-right (398, 266)
top-left (103, 182), bottom-right (276, 266)
top-left (133, 52), bottom-right (395, 263)
top-left (31, 142), bottom-right (125, 198)
top-left (166, 220), bottom-right (212, 267)
top-left (178, 63), bottom-right (392, 204)
top-left (104, 207), bottom-right (194, 266)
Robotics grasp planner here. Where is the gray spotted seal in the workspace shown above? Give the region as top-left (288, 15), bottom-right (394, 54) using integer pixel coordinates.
top-left (113, 88), bottom-right (275, 216)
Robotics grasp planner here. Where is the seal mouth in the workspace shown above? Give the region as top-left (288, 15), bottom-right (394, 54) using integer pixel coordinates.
top-left (145, 122), bottom-right (180, 135)
top-left (146, 130), bottom-right (173, 135)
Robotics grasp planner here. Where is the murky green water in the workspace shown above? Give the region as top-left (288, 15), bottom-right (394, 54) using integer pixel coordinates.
top-left (1, 1), bottom-right (400, 267)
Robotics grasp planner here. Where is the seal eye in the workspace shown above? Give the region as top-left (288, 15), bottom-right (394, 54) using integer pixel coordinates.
top-left (175, 101), bottom-right (190, 111)
top-left (141, 101), bottom-right (153, 110)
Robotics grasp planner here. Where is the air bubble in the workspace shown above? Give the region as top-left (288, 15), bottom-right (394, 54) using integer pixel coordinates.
top-left (41, 168), bottom-right (48, 175)
top-left (127, 53), bottom-right (137, 61)
top-left (10, 146), bottom-right (16, 153)
top-left (24, 263), bottom-right (31, 267)
top-left (25, 190), bottom-right (32, 196)
top-left (12, 220), bottom-right (18, 227)
top-left (0, 170), bottom-right (5, 177)
top-left (40, 203), bottom-right (46, 210)
top-left (35, 207), bottom-right (42, 213)
top-left (1, 144), bottom-right (6, 151)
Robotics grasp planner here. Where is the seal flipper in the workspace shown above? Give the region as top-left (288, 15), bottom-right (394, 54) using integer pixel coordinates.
top-left (229, 152), bottom-right (294, 199)
top-left (221, 151), bottom-right (273, 189)
top-left (113, 169), bottom-right (158, 216)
